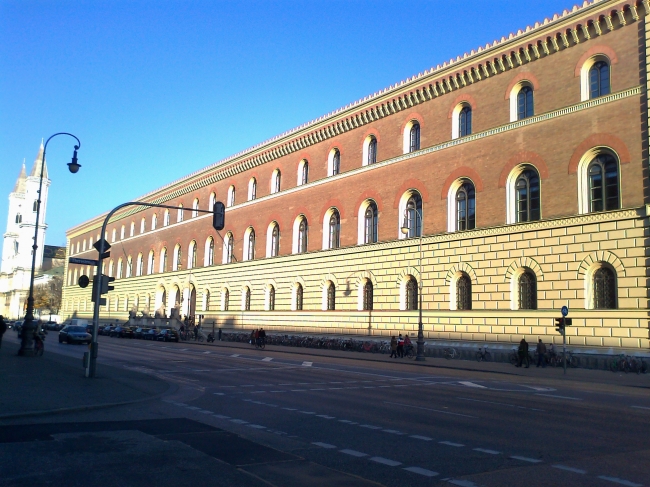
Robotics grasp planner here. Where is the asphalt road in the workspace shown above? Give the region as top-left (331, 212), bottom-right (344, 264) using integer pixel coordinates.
top-left (3, 333), bottom-right (650, 487)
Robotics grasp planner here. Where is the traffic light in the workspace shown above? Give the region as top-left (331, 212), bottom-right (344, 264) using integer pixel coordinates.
top-left (555, 317), bottom-right (565, 335)
top-left (100, 275), bottom-right (115, 294)
top-left (213, 201), bottom-right (225, 231)
top-left (91, 274), bottom-right (115, 304)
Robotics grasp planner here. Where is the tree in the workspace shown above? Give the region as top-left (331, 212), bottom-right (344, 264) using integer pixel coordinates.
top-left (33, 276), bottom-right (63, 317)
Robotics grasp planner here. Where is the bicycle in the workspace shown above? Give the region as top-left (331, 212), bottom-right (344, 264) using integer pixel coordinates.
top-left (442, 347), bottom-right (458, 360)
top-left (405, 344), bottom-right (415, 359)
top-left (255, 337), bottom-right (266, 350)
top-left (475, 347), bottom-right (491, 362)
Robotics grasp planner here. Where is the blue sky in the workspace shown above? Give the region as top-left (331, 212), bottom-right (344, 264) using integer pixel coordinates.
top-left (1, 0), bottom-right (576, 252)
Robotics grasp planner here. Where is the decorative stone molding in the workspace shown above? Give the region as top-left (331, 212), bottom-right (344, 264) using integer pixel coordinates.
top-left (577, 250), bottom-right (626, 277)
top-left (505, 257), bottom-right (544, 282)
top-left (445, 263), bottom-right (478, 285)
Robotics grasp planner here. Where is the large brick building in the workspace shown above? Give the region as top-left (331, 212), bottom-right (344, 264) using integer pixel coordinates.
top-left (63, 0), bottom-right (650, 350)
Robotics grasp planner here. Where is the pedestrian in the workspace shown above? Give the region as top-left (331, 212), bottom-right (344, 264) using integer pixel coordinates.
top-left (517, 338), bottom-right (530, 368)
top-left (0, 315), bottom-right (6, 349)
top-left (253, 328), bottom-right (259, 346)
top-left (389, 336), bottom-right (398, 358)
top-left (250, 329), bottom-right (255, 345)
top-left (218, 328), bottom-right (222, 341)
top-left (404, 334), bottom-right (413, 356)
top-left (397, 334), bottom-right (405, 358)
top-left (259, 328), bottom-right (266, 346)
top-left (536, 338), bottom-right (547, 368)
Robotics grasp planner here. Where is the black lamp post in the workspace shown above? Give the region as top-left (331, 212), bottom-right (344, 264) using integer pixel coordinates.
top-left (18, 133), bottom-right (80, 356)
top-left (401, 208), bottom-right (425, 362)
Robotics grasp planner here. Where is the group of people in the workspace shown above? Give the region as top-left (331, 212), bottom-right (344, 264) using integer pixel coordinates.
top-left (517, 338), bottom-right (556, 368)
top-left (250, 328), bottom-right (266, 346)
top-left (389, 333), bottom-right (413, 358)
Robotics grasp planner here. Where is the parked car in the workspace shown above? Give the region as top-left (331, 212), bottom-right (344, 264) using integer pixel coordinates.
top-left (157, 329), bottom-right (179, 342)
top-left (13, 320), bottom-right (24, 335)
top-left (45, 321), bottom-right (62, 331)
top-left (58, 325), bottom-right (92, 345)
top-left (133, 327), bottom-right (147, 339)
top-left (6, 320), bottom-right (14, 330)
top-left (118, 326), bottom-right (134, 338)
top-left (143, 328), bottom-right (159, 340)
top-left (101, 325), bottom-right (115, 336)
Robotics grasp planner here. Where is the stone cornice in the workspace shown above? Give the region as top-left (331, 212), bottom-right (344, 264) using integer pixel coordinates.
top-left (67, 0), bottom-right (645, 236)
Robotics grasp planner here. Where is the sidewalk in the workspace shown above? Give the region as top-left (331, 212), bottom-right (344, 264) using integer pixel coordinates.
top-left (0, 339), bottom-right (169, 420)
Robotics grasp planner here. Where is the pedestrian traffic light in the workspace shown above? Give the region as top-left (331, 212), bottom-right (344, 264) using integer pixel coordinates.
top-left (213, 201), bottom-right (225, 231)
top-left (555, 317), bottom-right (565, 334)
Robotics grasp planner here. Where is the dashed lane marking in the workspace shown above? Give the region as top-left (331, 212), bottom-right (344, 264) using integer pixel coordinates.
top-left (299, 411), bottom-right (316, 415)
top-left (230, 354), bottom-right (240, 357)
top-left (473, 448), bottom-right (501, 455)
top-left (338, 420), bottom-right (354, 423)
top-left (456, 396), bottom-right (545, 412)
top-left (439, 441), bottom-right (464, 447)
top-left (360, 425), bottom-right (382, 430)
top-left (410, 435), bottom-right (433, 441)
top-left (340, 449), bottom-right (368, 458)
top-left (302, 361), bottom-right (313, 366)
top-left (213, 414), bottom-right (230, 419)
top-left (213, 392), bottom-right (224, 396)
top-left (312, 442), bottom-right (337, 449)
top-left (310, 388), bottom-right (327, 391)
top-left (510, 456), bottom-right (542, 463)
top-left (447, 480), bottom-right (478, 487)
top-left (385, 401), bottom-right (478, 419)
top-left (403, 467), bottom-right (438, 477)
top-left (535, 393), bottom-right (582, 401)
top-left (370, 457), bottom-right (402, 467)
top-left (282, 408), bottom-right (297, 411)
top-left (262, 357), bottom-right (273, 362)
top-left (247, 424), bottom-right (266, 429)
top-left (597, 476), bottom-right (643, 487)
top-left (459, 381), bottom-right (487, 389)
top-left (316, 415), bottom-right (335, 419)
top-left (229, 419), bottom-right (248, 424)
top-left (382, 429), bottom-right (404, 435)
top-left (631, 405), bottom-right (650, 410)
top-left (552, 465), bottom-right (587, 474)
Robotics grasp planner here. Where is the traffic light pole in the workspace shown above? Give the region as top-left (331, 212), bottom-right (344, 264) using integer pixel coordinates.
top-left (562, 317), bottom-right (567, 376)
top-left (87, 201), bottom-right (223, 378)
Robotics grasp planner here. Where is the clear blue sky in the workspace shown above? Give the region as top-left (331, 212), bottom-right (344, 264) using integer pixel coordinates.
top-left (1, 0), bottom-right (576, 252)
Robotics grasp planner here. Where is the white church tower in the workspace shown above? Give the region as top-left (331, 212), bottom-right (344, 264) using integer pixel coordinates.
top-left (0, 143), bottom-right (50, 318)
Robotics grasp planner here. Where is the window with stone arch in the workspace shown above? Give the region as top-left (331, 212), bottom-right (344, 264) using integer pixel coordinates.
top-left (136, 253), bottom-right (144, 277)
top-left (451, 103), bottom-right (472, 139)
top-left (593, 264), bottom-right (617, 310)
top-left (362, 279), bottom-right (373, 311)
top-left (140, 218), bottom-right (146, 234)
top-left (506, 165), bottom-right (541, 224)
top-left (358, 200), bottom-right (378, 245)
top-left (271, 169), bottom-right (281, 194)
top-left (325, 281), bottom-right (335, 311)
top-left (456, 273), bottom-right (472, 311)
top-left (126, 256), bottom-right (133, 278)
top-left (221, 288), bottom-right (229, 311)
top-left (267, 222), bottom-right (280, 258)
top-left (173, 244), bottom-right (182, 271)
top-left (209, 192), bottom-right (216, 211)
top-left (204, 237), bottom-right (214, 266)
top-left (192, 199), bottom-right (199, 218)
top-left (400, 192), bottom-right (422, 239)
top-left (362, 135), bottom-right (377, 166)
top-left (147, 250), bottom-right (155, 275)
top-left (248, 178), bottom-right (257, 201)
top-left (150, 214), bottom-right (156, 231)
top-left (323, 208), bottom-right (341, 250)
top-left (188, 240), bottom-right (197, 269)
top-left (111, 228), bottom-right (116, 243)
top-left (203, 290), bottom-right (210, 312)
top-left (120, 225), bottom-right (125, 239)
top-left (117, 258), bottom-right (123, 279)
top-left (227, 185), bottom-right (236, 207)
top-left (328, 148), bottom-right (341, 176)
top-left (293, 216), bottom-right (308, 254)
top-left (578, 151), bottom-right (620, 214)
top-left (242, 286), bottom-right (251, 311)
top-left (222, 232), bottom-right (234, 264)
top-left (517, 269), bottom-right (537, 310)
top-left (244, 227), bottom-right (256, 261)
top-left (297, 160), bottom-right (309, 186)
top-left (403, 120), bottom-right (420, 154)
top-left (130, 221), bottom-right (135, 237)
top-left (405, 276), bottom-right (418, 311)
top-left (15, 213), bottom-right (22, 224)
top-left (580, 55), bottom-right (611, 101)
top-left (108, 260), bottom-right (114, 278)
top-left (159, 248), bottom-right (167, 273)
top-left (266, 285), bottom-right (275, 311)
top-left (177, 204), bottom-right (184, 223)
top-left (448, 179), bottom-right (476, 232)
top-left (517, 86), bottom-right (534, 120)
top-left (293, 282), bottom-right (304, 311)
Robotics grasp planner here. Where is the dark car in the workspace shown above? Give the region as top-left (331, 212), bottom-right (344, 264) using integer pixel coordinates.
top-left (110, 326), bottom-right (124, 337)
top-left (58, 325), bottom-right (92, 345)
top-left (118, 326), bottom-right (134, 338)
top-left (14, 320), bottom-right (24, 335)
top-left (133, 327), bottom-right (147, 339)
top-left (157, 329), bottom-right (179, 342)
top-left (45, 321), bottom-right (62, 331)
top-left (100, 325), bottom-right (114, 336)
top-left (143, 328), bottom-right (159, 340)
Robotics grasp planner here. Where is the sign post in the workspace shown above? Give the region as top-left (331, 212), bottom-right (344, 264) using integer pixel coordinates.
top-left (561, 306), bottom-right (569, 375)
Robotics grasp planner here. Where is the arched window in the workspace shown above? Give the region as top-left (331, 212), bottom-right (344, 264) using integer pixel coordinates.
top-left (271, 224), bottom-right (280, 257)
top-left (227, 186), bottom-right (236, 207)
top-left (246, 228), bottom-right (256, 261)
top-left (130, 222), bottom-right (135, 237)
top-left (364, 202), bottom-right (378, 244)
top-left (111, 228), bottom-right (116, 242)
top-left (159, 248), bottom-right (167, 273)
top-left (243, 287), bottom-right (251, 311)
top-left (328, 210), bottom-right (340, 249)
top-left (117, 258), bottom-right (123, 279)
top-left (589, 61), bottom-right (610, 99)
top-left (272, 169), bottom-right (281, 194)
top-left (175, 245), bottom-right (182, 271)
top-left (267, 285), bottom-right (275, 311)
top-left (15, 214), bottom-right (21, 224)
top-left (518, 270), bottom-right (537, 310)
top-left (363, 280), bottom-right (373, 311)
top-left (327, 282), bottom-right (335, 310)
top-left (209, 192), bottom-right (216, 211)
top-left (298, 218), bottom-right (308, 253)
top-left (108, 260), bottom-right (114, 278)
top-left (404, 194), bottom-right (422, 238)
top-left (365, 136), bottom-right (377, 165)
top-left (205, 237), bottom-right (214, 266)
top-left (517, 86), bottom-right (534, 120)
top-left (515, 169), bottom-right (540, 223)
top-left (136, 253), bottom-right (143, 276)
top-left (588, 154), bottom-right (619, 212)
top-left (192, 199), bottom-right (199, 217)
top-left (223, 233), bottom-right (233, 264)
top-left (594, 267), bottom-right (617, 309)
top-left (457, 273), bottom-right (472, 310)
top-left (248, 178), bottom-right (257, 201)
top-left (222, 289), bottom-right (229, 311)
top-left (120, 225), bottom-right (125, 239)
top-left (295, 283), bottom-right (303, 311)
top-left (147, 251), bottom-right (155, 275)
top-left (140, 218), bottom-right (146, 234)
top-left (298, 160), bottom-right (309, 186)
top-left (459, 106), bottom-right (472, 137)
top-left (33, 200), bottom-right (38, 212)
top-left (456, 181), bottom-right (476, 231)
top-left (329, 149), bottom-right (340, 176)
top-left (409, 122), bottom-right (420, 152)
top-left (177, 205), bottom-right (184, 223)
top-left (406, 277), bottom-right (418, 310)
top-left (188, 241), bottom-right (197, 269)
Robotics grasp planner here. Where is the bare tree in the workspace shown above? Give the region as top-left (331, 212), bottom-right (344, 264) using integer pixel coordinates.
top-left (33, 276), bottom-right (63, 317)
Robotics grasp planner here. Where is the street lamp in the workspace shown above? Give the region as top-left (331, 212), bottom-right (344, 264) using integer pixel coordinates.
top-left (18, 133), bottom-right (81, 356)
top-left (401, 208), bottom-right (425, 361)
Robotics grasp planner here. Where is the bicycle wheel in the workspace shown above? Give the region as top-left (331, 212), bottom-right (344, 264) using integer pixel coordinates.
top-left (569, 355), bottom-right (578, 368)
top-left (260, 342), bottom-right (266, 350)
top-left (509, 352), bottom-right (518, 366)
top-left (484, 352), bottom-right (491, 362)
top-left (406, 348), bottom-right (415, 359)
top-left (198, 335), bottom-right (204, 343)
top-left (449, 348), bottom-right (458, 359)
top-left (475, 352), bottom-right (482, 362)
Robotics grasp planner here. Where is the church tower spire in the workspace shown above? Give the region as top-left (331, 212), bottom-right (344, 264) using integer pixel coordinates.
top-left (29, 141), bottom-right (48, 179)
top-left (12, 163), bottom-right (27, 194)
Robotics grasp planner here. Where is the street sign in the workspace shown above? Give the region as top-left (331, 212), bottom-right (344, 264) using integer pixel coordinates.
top-left (561, 306), bottom-right (569, 317)
top-left (93, 238), bottom-right (111, 253)
top-left (69, 257), bottom-right (99, 266)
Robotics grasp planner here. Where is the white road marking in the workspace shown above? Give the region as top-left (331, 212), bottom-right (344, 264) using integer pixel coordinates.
top-left (370, 457), bottom-right (402, 466)
top-left (270, 390), bottom-right (285, 393)
top-left (631, 405), bottom-right (650, 410)
top-left (521, 385), bottom-right (554, 391)
top-left (447, 480), bottom-right (479, 487)
top-left (410, 435), bottom-right (433, 441)
top-left (213, 392), bottom-right (224, 396)
top-left (456, 396), bottom-right (544, 412)
top-left (338, 420), bottom-right (354, 423)
top-left (299, 411), bottom-right (316, 414)
top-left (241, 385), bottom-right (255, 387)
top-left (382, 429), bottom-right (404, 435)
top-left (247, 424), bottom-right (266, 429)
top-left (312, 442), bottom-right (337, 449)
top-left (203, 351), bottom-right (211, 354)
top-left (439, 441), bottom-right (464, 447)
top-left (262, 357), bottom-right (273, 362)
top-left (403, 466), bottom-right (438, 477)
top-left (535, 393), bottom-right (582, 401)
top-left (302, 361), bottom-right (313, 366)
top-left (213, 414), bottom-right (230, 419)
top-left (340, 449), bottom-right (368, 457)
top-left (199, 410), bottom-right (212, 414)
top-left (186, 406), bottom-right (200, 410)
top-left (510, 456), bottom-right (542, 463)
top-left (231, 354), bottom-right (240, 357)
top-left (459, 381), bottom-right (487, 389)
top-left (597, 476), bottom-right (643, 487)
top-left (310, 388), bottom-right (327, 391)
top-left (316, 415), bottom-right (335, 419)
top-left (385, 401), bottom-right (478, 418)
top-left (552, 465), bottom-right (587, 474)
top-left (329, 387), bottom-right (344, 390)
top-left (229, 419), bottom-right (248, 424)
top-left (360, 425), bottom-right (382, 430)
top-left (251, 391), bottom-right (266, 394)
top-left (282, 408), bottom-right (297, 411)
top-left (474, 448), bottom-right (501, 455)
top-left (291, 389), bottom-right (307, 392)
top-left (179, 349), bottom-right (188, 351)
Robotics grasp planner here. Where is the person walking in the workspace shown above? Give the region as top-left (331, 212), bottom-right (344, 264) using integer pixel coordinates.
top-left (404, 334), bottom-right (413, 356)
top-left (250, 329), bottom-right (256, 345)
top-left (536, 338), bottom-right (547, 368)
top-left (517, 338), bottom-right (530, 368)
top-left (258, 328), bottom-right (266, 346)
top-left (389, 336), bottom-right (398, 358)
top-left (397, 334), bottom-right (405, 358)
top-left (0, 315), bottom-right (6, 349)
top-left (218, 328), bottom-right (222, 341)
